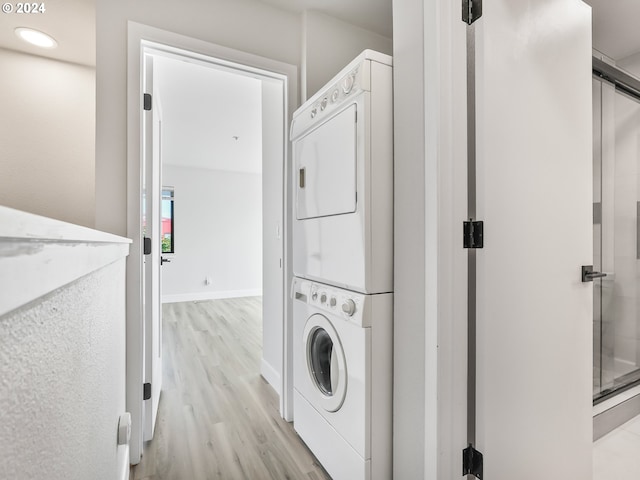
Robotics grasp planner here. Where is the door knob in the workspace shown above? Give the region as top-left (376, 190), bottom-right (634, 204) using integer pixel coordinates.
top-left (582, 265), bottom-right (606, 282)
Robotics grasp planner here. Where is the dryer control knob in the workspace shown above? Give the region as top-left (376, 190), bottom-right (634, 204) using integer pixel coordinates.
top-left (320, 293), bottom-right (327, 303)
top-left (342, 299), bottom-right (356, 316)
top-left (312, 292), bottom-right (318, 301)
top-left (343, 73), bottom-right (355, 94)
top-left (330, 297), bottom-right (337, 307)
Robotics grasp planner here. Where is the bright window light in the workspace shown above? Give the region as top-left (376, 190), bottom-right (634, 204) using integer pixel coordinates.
top-left (14, 28), bottom-right (57, 49)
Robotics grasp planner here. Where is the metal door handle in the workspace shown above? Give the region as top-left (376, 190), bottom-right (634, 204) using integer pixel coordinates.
top-left (299, 167), bottom-right (305, 188)
top-left (582, 265), bottom-right (607, 282)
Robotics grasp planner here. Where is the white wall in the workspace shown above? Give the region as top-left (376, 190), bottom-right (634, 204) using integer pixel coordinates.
top-left (161, 165), bottom-right (262, 301)
top-left (0, 261), bottom-right (127, 480)
top-left (302, 10), bottom-right (392, 100)
top-left (0, 207), bottom-right (130, 480)
top-left (0, 48), bottom-right (95, 228)
top-left (95, 0), bottom-right (301, 236)
top-left (392, 0), bottom-right (467, 477)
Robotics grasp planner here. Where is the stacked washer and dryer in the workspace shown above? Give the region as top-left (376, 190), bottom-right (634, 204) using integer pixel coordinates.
top-left (290, 50), bottom-right (393, 480)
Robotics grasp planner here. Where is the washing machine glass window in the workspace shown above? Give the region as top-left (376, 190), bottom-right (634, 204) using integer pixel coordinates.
top-left (303, 314), bottom-right (347, 412)
top-left (309, 328), bottom-right (334, 395)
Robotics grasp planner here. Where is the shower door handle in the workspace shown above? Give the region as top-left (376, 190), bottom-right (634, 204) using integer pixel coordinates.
top-left (582, 265), bottom-right (607, 282)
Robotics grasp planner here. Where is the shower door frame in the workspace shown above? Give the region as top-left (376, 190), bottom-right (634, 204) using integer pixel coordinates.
top-left (592, 56), bottom-right (640, 404)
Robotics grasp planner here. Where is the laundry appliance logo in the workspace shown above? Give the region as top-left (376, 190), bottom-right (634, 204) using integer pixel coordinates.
top-left (2, 2), bottom-right (47, 13)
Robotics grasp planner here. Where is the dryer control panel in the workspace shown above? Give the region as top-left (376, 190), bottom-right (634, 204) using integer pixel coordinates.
top-left (290, 50), bottom-right (392, 142)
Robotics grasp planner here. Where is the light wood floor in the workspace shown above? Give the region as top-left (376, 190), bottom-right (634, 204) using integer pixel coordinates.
top-left (132, 297), bottom-right (331, 480)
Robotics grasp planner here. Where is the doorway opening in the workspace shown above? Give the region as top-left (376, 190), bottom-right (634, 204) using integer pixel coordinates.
top-left (127, 24), bottom-right (297, 465)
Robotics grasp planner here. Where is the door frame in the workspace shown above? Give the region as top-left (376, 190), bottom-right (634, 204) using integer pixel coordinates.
top-left (126, 21), bottom-right (298, 464)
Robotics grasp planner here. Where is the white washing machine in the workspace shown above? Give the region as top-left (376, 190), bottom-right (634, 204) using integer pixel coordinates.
top-left (290, 50), bottom-right (393, 294)
top-left (291, 277), bottom-right (392, 480)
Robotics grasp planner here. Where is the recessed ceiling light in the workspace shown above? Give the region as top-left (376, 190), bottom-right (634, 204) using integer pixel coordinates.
top-left (15, 27), bottom-right (58, 49)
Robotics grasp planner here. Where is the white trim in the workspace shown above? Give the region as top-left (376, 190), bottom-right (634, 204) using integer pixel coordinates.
top-left (0, 206), bottom-right (131, 317)
top-left (117, 445), bottom-right (130, 480)
top-left (127, 22), bottom-right (297, 463)
top-left (162, 289), bottom-right (262, 304)
top-left (261, 359), bottom-right (282, 396)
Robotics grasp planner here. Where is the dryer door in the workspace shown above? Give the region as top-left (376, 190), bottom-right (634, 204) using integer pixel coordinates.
top-left (295, 104), bottom-right (357, 220)
top-left (303, 314), bottom-right (347, 412)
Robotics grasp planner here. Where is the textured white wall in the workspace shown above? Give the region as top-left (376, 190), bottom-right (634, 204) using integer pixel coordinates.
top-left (0, 260), bottom-right (126, 480)
top-left (161, 165), bottom-right (262, 301)
top-left (302, 11), bottom-right (392, 100)
top-left (0, 48), bottom-right (95, 228)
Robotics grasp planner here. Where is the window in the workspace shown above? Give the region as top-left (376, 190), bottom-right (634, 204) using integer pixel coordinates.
top-left (161, 187), bottom-right (174, 253)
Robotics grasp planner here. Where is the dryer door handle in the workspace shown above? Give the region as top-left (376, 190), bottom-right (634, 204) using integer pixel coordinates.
top-left (299, 167), bottom-right (306, 188)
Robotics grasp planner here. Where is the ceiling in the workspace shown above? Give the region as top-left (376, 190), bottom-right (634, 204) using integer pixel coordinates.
top-left (0, 1), bottom-right (637, 70)
top-left (154, 56), bottom-right (264, 175)
top-left (581, 0), bottom-right (640, 60)
top-left (0, 0), bottom-right (94, 66)
top-left (257, 0), bottom-right (392, 38)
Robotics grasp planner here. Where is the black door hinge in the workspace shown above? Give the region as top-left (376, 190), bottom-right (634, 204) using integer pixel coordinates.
top-left (143, 93), bottom-right (152, 111)
top-left (462, 0), bottom-right (482, 25)
top-left (143, 237), bottom-right (152, 255)
top-left (463, 444), bottom-right (483, 479)
top-left (143, 382), bottom-right (151, 400)
top-left (463, 220), bottom-right (484, 249)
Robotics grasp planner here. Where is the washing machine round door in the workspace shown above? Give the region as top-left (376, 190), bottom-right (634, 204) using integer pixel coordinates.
top-left (303, 314), bottom-right (347, 412)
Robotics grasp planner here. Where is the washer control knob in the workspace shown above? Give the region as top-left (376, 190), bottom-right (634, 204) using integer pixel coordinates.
top-left (331, 89), bottom-right (339, 102)
top-left (310, 108), bottom-right (317, 118)
top-left (320, 97), bottom-right (328, 110)
top-left (312, 292), bottom-right (318, 301)
top-left (342, 299), bottom-right (356, 316)
top-left (320, 293), bottom-right (327, 303)
top-left (330, 297), bottom-right (337, 307)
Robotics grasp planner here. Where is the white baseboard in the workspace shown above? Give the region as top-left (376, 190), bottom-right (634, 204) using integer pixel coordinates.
top-left (162, 289), bottom-right (262, 304)
top-left (261, 359), bottom-right (281, 396)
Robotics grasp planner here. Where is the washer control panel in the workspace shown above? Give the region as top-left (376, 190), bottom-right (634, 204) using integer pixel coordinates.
top-left (307, 281), bottom-right (364, 324)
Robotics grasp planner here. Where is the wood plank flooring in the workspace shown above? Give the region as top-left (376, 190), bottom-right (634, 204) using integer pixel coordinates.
top-left (131, 297), bottom-right (331, 480)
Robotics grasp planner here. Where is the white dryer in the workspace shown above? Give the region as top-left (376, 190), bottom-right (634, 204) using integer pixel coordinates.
top-left (291, 277), bottom-right (392, 480)
top-left (290, 50), bottom-right (393, 294)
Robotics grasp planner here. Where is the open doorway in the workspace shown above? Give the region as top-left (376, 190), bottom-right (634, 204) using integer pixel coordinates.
top-left (127, 24), bottom-right (297, 466)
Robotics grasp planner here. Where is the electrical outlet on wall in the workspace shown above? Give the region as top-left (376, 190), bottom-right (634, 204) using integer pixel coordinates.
top-left (205, 277), bottom-right (211, 286)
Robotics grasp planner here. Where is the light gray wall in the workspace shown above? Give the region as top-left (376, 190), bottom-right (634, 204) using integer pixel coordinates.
top-left (95, 0), bottom-right (301, 236)
top-left (302, 10), bottom-right (392, 100)
top-left (161, 165), bottom-right (262, 301)
top-left (95, 1), bottom-right (393, 236)
top-left (0, 260), bottom-right (126, 480)
top-left (0, 48), bottom-right (95, 228)
top-left (618, 51), bottom-right (640, 77)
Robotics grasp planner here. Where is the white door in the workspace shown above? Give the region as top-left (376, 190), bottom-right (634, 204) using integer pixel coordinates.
top-left (474, 0), bottom-right (592, 477)
top-left (294, 104), bottom-right (358, 220)
top-left (142, 53), bottom-right (163, 441)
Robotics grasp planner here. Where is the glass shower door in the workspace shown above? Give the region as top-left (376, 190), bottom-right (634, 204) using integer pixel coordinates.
top-left (593, 73), bottom-right (640, 401)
